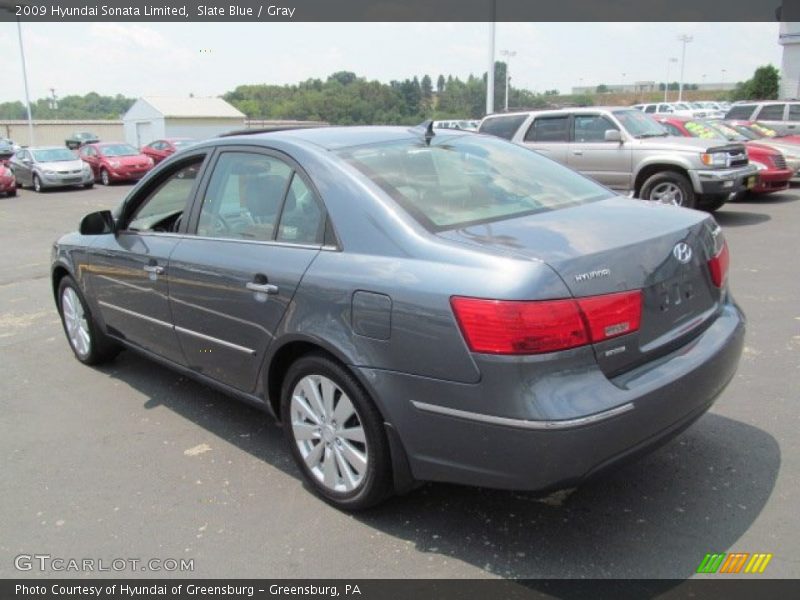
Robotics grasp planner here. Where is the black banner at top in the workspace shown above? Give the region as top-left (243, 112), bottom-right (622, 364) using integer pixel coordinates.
top-left (0, 0), bottom-right (798, 22)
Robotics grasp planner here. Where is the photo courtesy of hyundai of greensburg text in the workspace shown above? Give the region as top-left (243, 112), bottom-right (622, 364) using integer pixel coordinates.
top-left (1, 1), bottom-right (799, 598)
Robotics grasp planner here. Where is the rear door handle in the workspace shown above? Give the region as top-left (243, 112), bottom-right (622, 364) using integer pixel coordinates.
top-left (143, 265), bottom-right (164, 274)
top-left (246, 281), bottom-right (279, 294)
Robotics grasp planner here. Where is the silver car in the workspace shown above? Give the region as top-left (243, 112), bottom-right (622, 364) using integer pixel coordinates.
top-left (9, 146), bottom-right (95, 192)
top-left (724, 101), bottom-right (800, 135)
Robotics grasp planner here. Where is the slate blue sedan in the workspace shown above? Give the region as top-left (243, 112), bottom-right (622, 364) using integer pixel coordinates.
top-left (51, 124), bottom-right (745, 509)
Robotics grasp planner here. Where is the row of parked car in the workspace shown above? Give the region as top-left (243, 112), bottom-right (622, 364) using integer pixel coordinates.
top-left (477, 101), bottom-right (800, 211)
top-left (0, 135), bottom-right (196, 196)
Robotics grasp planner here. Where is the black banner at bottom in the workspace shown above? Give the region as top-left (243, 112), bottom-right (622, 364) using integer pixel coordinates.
top-left (4, 579), bottom-right (800, 600)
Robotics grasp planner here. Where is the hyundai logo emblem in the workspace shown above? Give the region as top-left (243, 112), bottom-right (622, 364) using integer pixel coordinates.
top-left (673, 242), bottom-right (693, 264)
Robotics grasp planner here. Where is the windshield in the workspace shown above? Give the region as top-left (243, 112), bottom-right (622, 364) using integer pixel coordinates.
top-left (100, 144), bottom-right (139, 157)
top-left (705, 121), bottom-right (748, 142)
top-left (682, 120), bottom-right (727, 140)
top-left (613, 110), bottom-right (668, 138)
top-left (32, 148), bottom-right (77, 162)
top-left (338, 134), bottom-right (612, 230)
top-left (752, 122), bottom-right (779, 137)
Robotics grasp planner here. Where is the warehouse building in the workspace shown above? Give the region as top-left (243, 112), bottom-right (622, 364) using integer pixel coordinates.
top-left (122, 96), bottom-right (246, 148)
top-left (779, 21), bottom-right (800, 99)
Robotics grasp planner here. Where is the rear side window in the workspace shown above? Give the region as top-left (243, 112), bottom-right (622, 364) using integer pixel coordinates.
top-left (644, 105), bottom-right (656, 113)
top-left (726, 105), bottom-right (756, 120)
top-left (339, 135), bottom-right (611, 231)
top-left (525, 116), bottom-right (570, 142)
top-left (756, 104), bottom-right (785, 120)
top-left (478, 115), bottom-right (527, 140)
top-left (788, 104), bottom-right (800, 122)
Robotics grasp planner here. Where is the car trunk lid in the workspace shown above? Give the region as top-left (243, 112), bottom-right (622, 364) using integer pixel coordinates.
top-left (438, 196), bottom-right (726, 375)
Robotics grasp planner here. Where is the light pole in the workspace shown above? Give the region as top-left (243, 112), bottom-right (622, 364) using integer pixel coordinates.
top-left (501, 49), bottom-right (516, 111)
top-left (665, 57), bottom-right (678, 102)
top-left (1, 2), bottom-right (35, 145)
top-left (721, 68), bottom-right (727, 90)
top-left (486, 0), bottom-right (497, 115)
top-left (677, 34), bottom-right (693, 102)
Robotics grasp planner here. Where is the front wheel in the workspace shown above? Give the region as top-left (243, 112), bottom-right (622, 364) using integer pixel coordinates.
top-left (100, 169), bottom-right (111, 186)
top-left (57, 276), bottom-right (120, 365)
top-left (639, 171), bottom-right (696, 209)
top-left (33, 174), bottom-right (43, 193)
top-left (281, 353), bottom-right (392, 510)
top-left (7, 188), bottom-right (16, 197)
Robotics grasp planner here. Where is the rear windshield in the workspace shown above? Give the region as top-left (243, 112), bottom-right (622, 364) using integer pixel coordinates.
top-left (338, 134), bottom-right (612, 231)
top-left (478, 115), bottom-right (528, 140)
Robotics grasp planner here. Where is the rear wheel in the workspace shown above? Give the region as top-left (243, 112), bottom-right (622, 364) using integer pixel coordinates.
top-left (57, 276), bottom-right (120, 365)
top-left (640, 171), bottom-right (696, 209)
top-left (281, 353), bottom-right (392, 510)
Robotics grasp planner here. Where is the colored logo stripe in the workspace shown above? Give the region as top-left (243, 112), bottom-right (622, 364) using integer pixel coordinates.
top-left (697, 553), bottom-right (773, 574)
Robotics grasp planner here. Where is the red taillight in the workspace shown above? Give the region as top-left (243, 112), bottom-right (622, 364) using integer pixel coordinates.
top-left (576, 291), bottom-right (642, 343)
top-left (708, 240), bottom-right (729, 288)
top-left (450, 290), bottom-right (642, 355)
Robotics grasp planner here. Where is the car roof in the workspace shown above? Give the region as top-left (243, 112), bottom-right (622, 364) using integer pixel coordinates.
top-left (482, 106), bottom-right (637, 119)
top-left (218, 125), bottom-right (472, 151)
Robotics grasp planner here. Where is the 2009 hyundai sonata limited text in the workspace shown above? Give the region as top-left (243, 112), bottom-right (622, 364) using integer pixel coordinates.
top-left (51, 124), bottom-right (745, 509)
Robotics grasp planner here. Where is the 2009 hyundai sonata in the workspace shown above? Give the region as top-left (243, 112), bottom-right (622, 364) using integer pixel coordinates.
top-left (51, 124), bottom-right (745, 509)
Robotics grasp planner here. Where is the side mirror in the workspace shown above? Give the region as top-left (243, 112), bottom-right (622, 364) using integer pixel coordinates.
top-left (79, 210), bottom-right (115, 235)
top-left (604, 129), bottom-right (622, 143)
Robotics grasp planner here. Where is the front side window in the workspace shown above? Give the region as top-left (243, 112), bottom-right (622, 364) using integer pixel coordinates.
top-left (127, 159), bottom-right (204, 231)
top-left (196, 152), bottom-right (292, 242)
top-left (525, 116), bottom-right (569, 142)
top-left (756, 104), bottom-right (785, 121)
top-left (644, 105), bottom-right (656, 113)
top-left (339, 135), bottom-right (612, 231)
top-left (573, 115), bottom-right (618, 142)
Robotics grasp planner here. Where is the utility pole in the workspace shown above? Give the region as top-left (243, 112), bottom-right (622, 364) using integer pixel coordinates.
top-left (500, 50), bottom-right (516, 111)
top-left (677, 34), bottom-right (693, 102)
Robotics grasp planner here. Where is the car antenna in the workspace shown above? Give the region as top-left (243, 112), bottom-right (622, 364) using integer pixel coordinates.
top-left (409, 120), bottom-right (435, 145)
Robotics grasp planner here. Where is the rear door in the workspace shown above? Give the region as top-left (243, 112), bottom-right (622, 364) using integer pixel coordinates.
top-left (87, 153), bottom-right (208, 364)
top-left (520, 114), bottom-right (570, 165)
top-left (167, 147), bottom-right (327, 393)
top-left (567, 113), bottom-right (632, 190)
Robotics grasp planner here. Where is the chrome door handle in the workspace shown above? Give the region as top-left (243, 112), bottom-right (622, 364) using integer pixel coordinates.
top-left (143, 265), bottom-right (164, 274)
top-left (246, 282), bottom-right (279, 294)
top-left (572, 150), bottom-right (583, 156)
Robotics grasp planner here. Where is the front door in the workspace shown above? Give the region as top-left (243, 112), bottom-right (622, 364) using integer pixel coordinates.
top-left (87, 155), bottom-right (207, 364)
top-left (167, 149), bottom-right (327, 393)
top-left (568, 114), bottom-right (632, 191)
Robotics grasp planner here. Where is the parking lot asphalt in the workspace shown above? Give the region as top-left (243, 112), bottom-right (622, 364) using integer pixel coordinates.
top-left (0, 183), bottom-right (798, 580)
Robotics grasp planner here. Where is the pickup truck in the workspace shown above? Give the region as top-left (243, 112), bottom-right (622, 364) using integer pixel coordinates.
top-left (65, 132), bottom-right (100, 150)
top-left (478, 107), bottom-right (758, 211)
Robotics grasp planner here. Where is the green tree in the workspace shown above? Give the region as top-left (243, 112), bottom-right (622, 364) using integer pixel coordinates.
top-left (436, 74), bottom-right (446, 93)
top-left (596, 84), bottom-right (609, 93)
top-left (733, 65), bottom-right (780, 100)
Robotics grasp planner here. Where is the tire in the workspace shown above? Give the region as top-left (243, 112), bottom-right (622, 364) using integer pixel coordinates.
top-left (7, 188), bottom-right (16, 197)
top-left (698, 193), bottom-right (729, 213)
top-left (33, 174), bottom-right (43, 193)
top-left (83, 182), bottom-right (94, 189)
top-left (57, 275), bottom-right (120, 365)
top-left (281, 353), bottom-right (392, 510)
top-left (639, 171), bottom-right (696, 209)
top-left (100, 169), bottom-right (111, 186)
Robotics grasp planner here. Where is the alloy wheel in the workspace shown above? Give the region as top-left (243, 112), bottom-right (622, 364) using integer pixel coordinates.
top-left (290, 374), bottom-right (368, 493)
top-left (33, 175), bottom-right (42, 192)
top-left (101, 170), bottom-right (110, 186)
top-left (649, 182), bottom-right (684, 206)
top-left (61, 286), bottom-right (91, 358)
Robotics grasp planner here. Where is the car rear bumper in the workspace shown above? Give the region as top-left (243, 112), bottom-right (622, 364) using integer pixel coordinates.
top-left (690, 164), bottom-right (758, 195)
top-left (359, 299), bottom-right (745, 492)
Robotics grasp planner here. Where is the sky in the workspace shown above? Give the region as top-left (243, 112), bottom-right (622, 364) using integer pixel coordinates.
top-left (0, 21), bottom-right (784, 104)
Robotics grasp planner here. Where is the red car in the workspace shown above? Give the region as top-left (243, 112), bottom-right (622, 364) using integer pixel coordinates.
top-left (0, 162), bottom-right (17, 197)
top-left (655, 116), bottom-right (792, 195)
top-left (79, 142), bottom-right (155, 185)
top-left (140, 138), bottom-right (195, 165)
